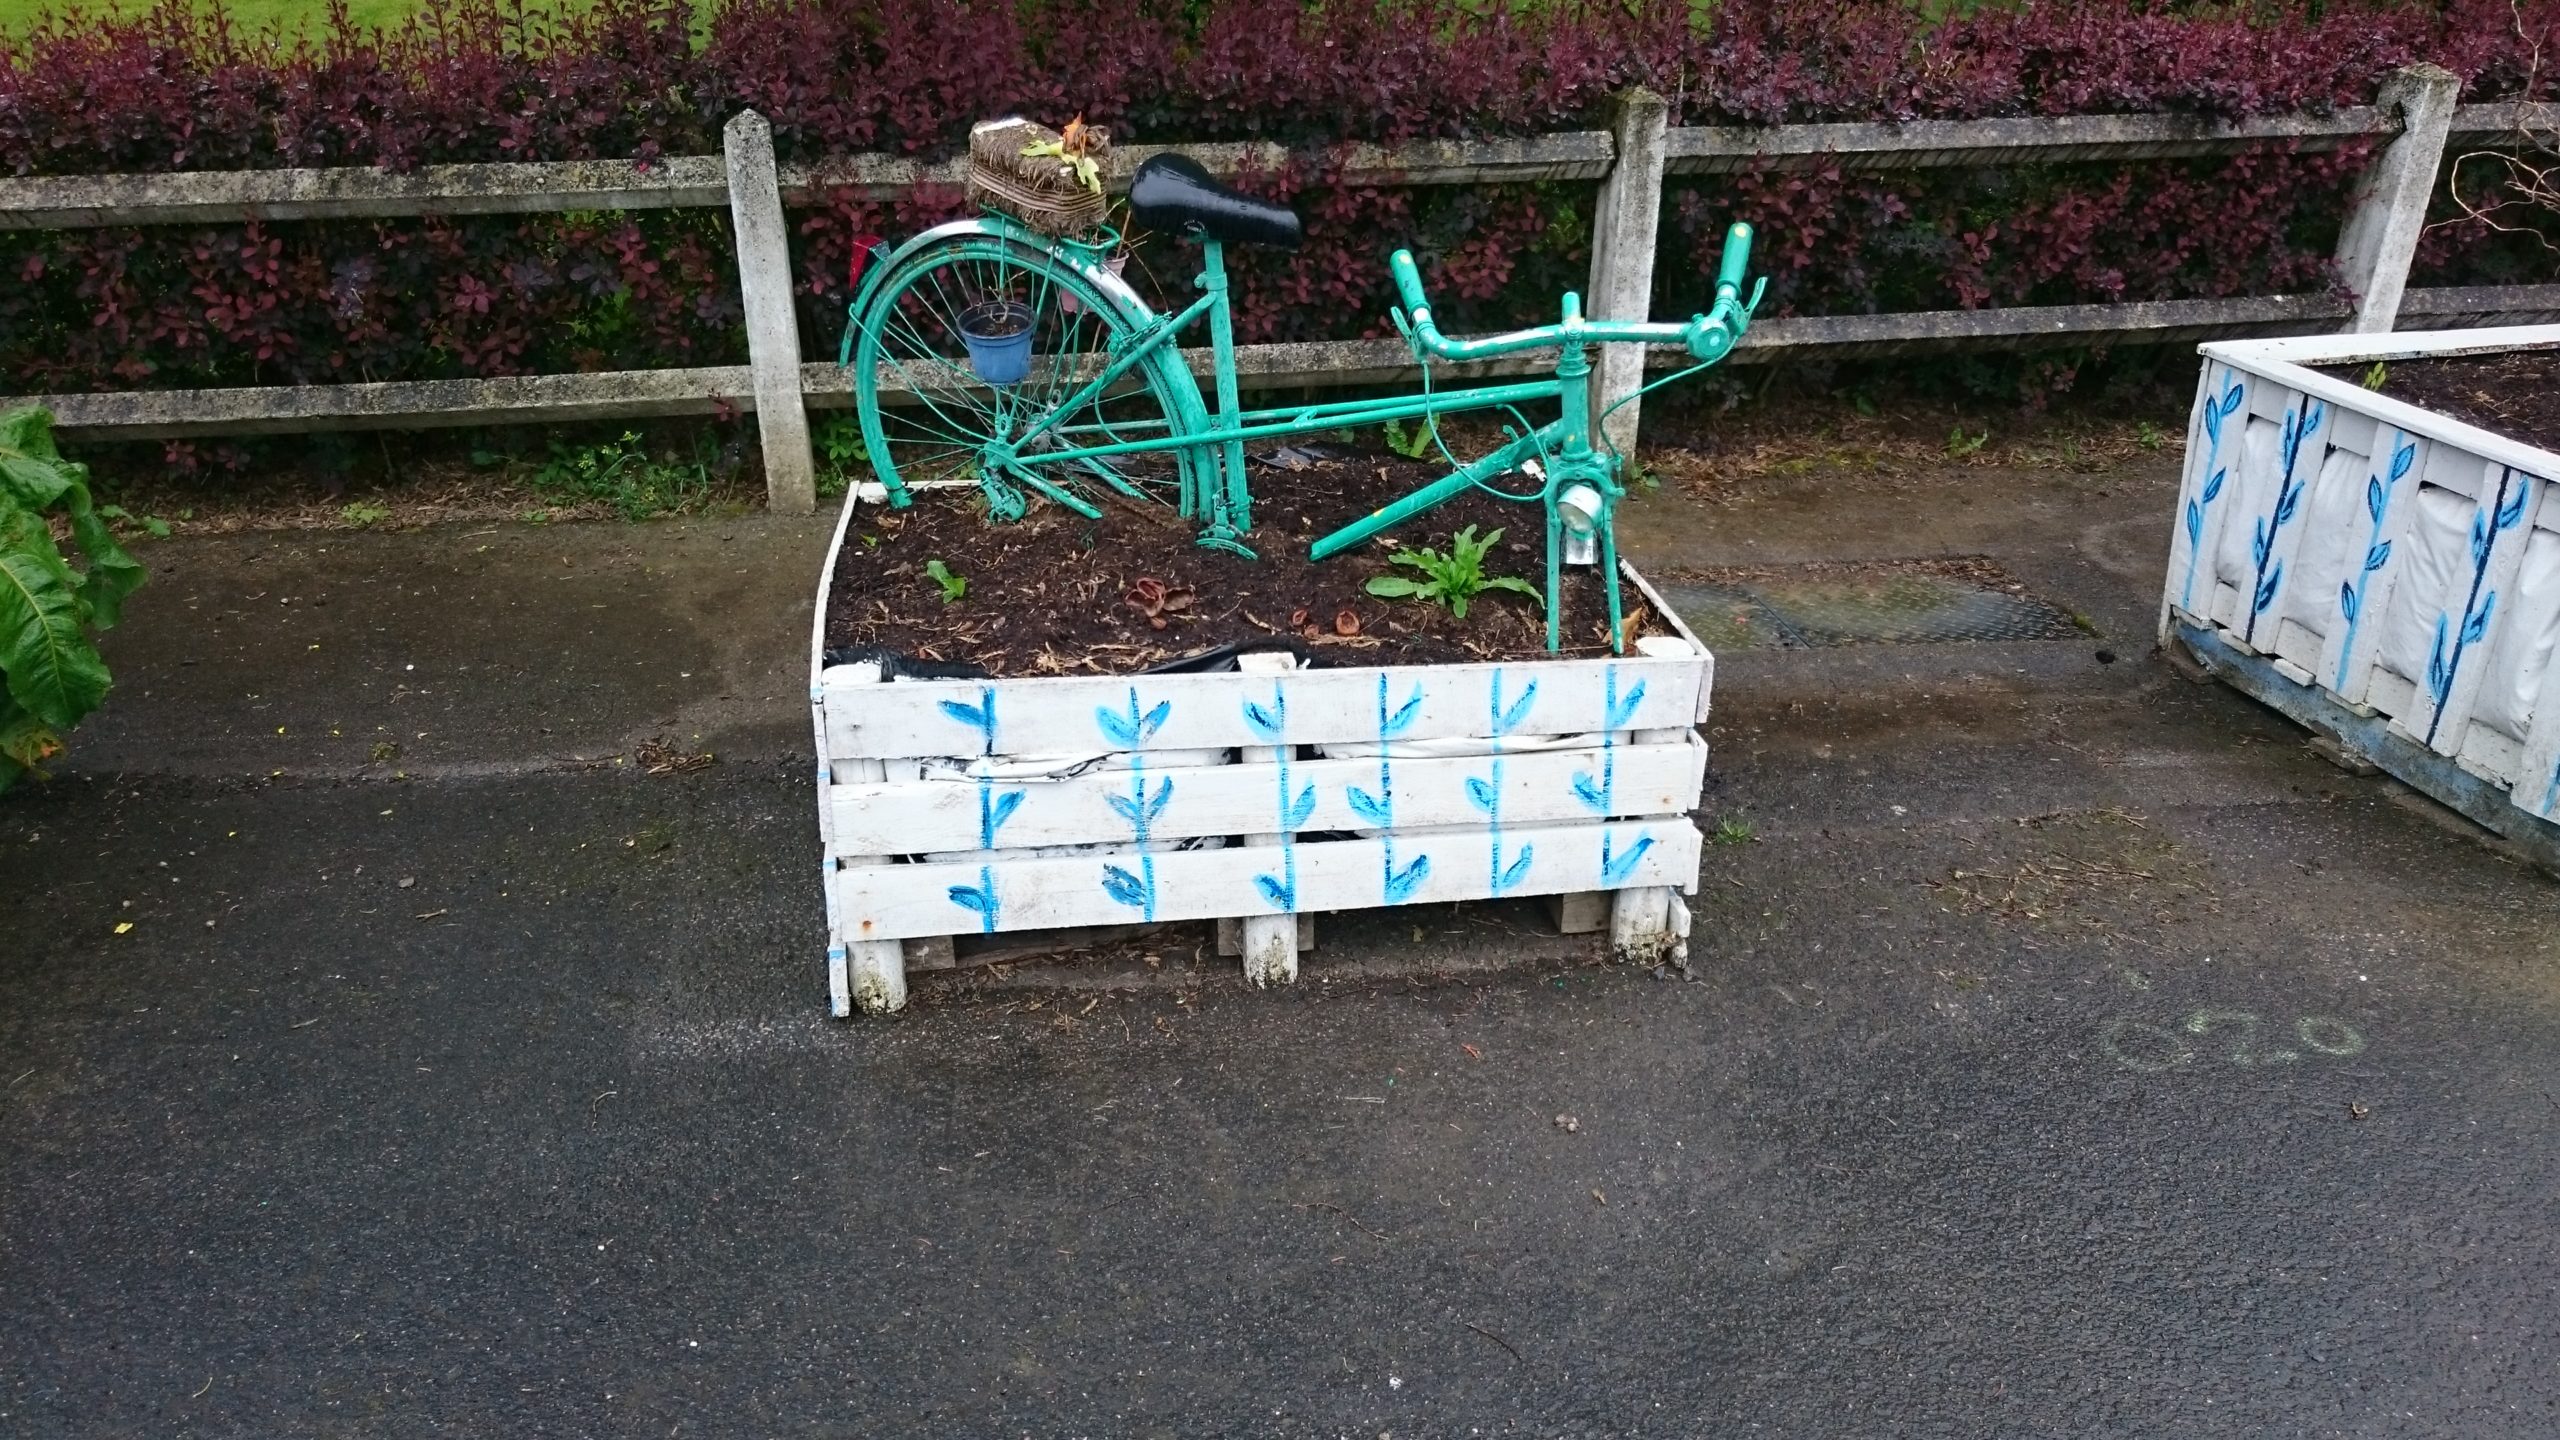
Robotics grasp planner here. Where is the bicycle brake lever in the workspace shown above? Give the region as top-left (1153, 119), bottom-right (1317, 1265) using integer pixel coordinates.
top-left (1389, 305), bottom-right (1423, 363)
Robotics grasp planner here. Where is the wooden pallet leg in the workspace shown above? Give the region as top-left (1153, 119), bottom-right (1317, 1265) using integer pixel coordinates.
top-left (847, 938), bottom-right (908, 1015)
top-left (1611, 886), bottom-right (1687, 966)
top-left (1218, 913), bottom-right (1315, 957)
top-left (1544, 890), bottom-right (1610, 935)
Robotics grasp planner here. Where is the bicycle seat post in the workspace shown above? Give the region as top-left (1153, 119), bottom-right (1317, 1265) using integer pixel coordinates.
top-left (1194, 237), bottom-right (1253, 551)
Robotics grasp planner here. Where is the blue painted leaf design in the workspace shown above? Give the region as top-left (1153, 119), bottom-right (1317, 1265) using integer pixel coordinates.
top-left (1382, 687), bottom-right (1425, 738)
top-left (2220, 382), bottom-right (2245, 421)
top-left (1138, 700), bottom-right (1170, 741)
top-left (1496, 846), bottom-right (1535, 892)
top-left (1571, 771), bottom-right (1608, 813)
top-left (1605, 679), bottom-right (1648, 730)
top-left (2252, 562), bottom-right (2283, 615)
top-left (987, 789), bottom-right (1023, 834)
top-left (1146, 777), bottom-right (1174, 822)
top-left (2496, 486), bottom-right (2527, 532)
top-left (2389, 440), bottom-right (2416, 482)
top-left (1346, 786), bottom-right (1390, 827)
top-left (1100, 865), bottom-right (1148, 909)
top-left (1094, 707), bottom-right (1138, 748)
top-left (2201, 467), bottom-right (2226, 504)
top-left (1254, 873), bottom-right (1294, 909)
top-left (2367, 475), bottom-right (2385, 523)
top-left (1284, 782), bottom-right (1317, 830)
top-left (2274, 480), bottom-right (2303, 526)
top-left (1242, 698), bottom-right (1283, 741)
top-left (2464, 594), bottom-right (2496, 644)
top-left (1602, 833), bottom-right (1657, 885)
top-left (940, 698), bottom-right (988, 730)
top-left (1383, 854), bottom-right (1430, 904)
top-left (2364, 540), bottom-right (2392, 573)
top-left (2251, 518), bottom-right (2270, 568)
top-left (2471, 514), bottom-right (2493, 567)
top-left (1107, 793), bottom-right (1142, 826)
top-left (2184, 499), bottom-right (2203, 546)
top-left (2428, 617), bottom-right (2453, 696)
top-left (948, 884), bottom-right (993, 915)
top-left (1464, 776), bottom-right (1498, 814)
top-left (1497, 681), bottom-right (1540, 734)
top-left (2338, 582), bottom-right (2358, 623)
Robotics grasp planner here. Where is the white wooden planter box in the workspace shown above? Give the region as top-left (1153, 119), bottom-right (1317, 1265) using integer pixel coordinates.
top-left (807, 499), bottom-right (1715, 1015)
top-left (2161, 324), bottom-right (2560, 866)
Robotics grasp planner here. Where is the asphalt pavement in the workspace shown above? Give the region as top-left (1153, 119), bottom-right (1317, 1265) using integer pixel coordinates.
top-left (4, 450), bottom-right (2556, 1438)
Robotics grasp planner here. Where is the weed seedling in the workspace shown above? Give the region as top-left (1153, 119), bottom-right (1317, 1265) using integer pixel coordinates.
top-left (1382, 416), bottom-right (1438, 460)
top-left (340, 502), bottom-right (390, 528)
top-left (1365, 525), bottom-right (1541, 620)
top-left (923, 558), bottom-right (968, 603)
top-left (1945, 427), bottom-right (1988, 458)
top-left (2361, 361), bottom-right (2389, 391)
top-left (1712, 816), bottom-right (1757, 845)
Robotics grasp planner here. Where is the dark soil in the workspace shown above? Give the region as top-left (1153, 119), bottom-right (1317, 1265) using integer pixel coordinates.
top-left (822, 451), bottom-right (1669, 675)
top-left (2318, 349), bottom-right (2560, 453)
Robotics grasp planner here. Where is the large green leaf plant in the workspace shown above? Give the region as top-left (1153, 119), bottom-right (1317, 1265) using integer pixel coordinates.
top-left (0, 407), bottom-right (144, 792)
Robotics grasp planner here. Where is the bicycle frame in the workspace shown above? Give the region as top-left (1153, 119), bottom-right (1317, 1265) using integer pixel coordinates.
top-left (843, 209), bottom-right (1760, 650)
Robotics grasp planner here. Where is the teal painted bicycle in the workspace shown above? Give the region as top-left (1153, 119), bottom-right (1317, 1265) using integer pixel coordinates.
top-left (839, 153), bottom-right (1763, 651)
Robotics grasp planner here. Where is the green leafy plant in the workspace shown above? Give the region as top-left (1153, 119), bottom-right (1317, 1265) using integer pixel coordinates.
top-left (1020, 115), bottom-right (1105, 195)
top-left (814, 415), bottom-right (870, 500)
top-left (96, 504), bottom-right (172, 539)
top-left (1381, 416), bottom-right (1438, 460)
top-left (340, 502), bottom-right (390, 528)
top-left (0, 407), bottom-right (145, 792)
top-left (1945, 426), bottom-right (1988, 458)
top-left (2361, 361), bottom-right (2390, 391)
top-left (1364, 525), bottom-right (1541, 620)
top-left (1712, 815), bottom-right (1757, 845)
top-left (923, 558), bottom-right (968, 603)
top-left (2135, 421), bottom-right (2167, 451)
top-left (529, 430), bottom-right (717, 521)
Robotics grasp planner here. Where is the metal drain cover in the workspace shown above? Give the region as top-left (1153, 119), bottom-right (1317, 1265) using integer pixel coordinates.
top-left (1654, 563), bottom-right (2084, 650)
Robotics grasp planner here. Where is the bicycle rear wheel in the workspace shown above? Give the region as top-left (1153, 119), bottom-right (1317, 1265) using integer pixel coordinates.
top-left (849, 226), bottom-right (1206, 522)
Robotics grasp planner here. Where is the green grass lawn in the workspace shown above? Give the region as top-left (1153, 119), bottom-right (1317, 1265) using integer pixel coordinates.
top-left (0, 0), bottom-right (720, 40)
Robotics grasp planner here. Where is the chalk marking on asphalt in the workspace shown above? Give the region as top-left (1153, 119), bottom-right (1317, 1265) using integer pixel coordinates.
top-left (2101, 1010), bottom-right (2366, 1071)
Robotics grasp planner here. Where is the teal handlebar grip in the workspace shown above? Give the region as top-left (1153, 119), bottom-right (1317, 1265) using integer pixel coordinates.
top-left (1717, 222), bottom-right (1754, 299)
top-left (1389, 249), bottom-right (1431, 317)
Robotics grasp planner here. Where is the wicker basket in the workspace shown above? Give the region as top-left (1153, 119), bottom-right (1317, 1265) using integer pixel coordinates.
top-left (966, 117), bottom-right (1110, 236)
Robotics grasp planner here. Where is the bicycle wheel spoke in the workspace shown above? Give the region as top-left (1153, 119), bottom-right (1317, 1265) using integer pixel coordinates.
top-left (856, 234), bottom-right (1189, 524)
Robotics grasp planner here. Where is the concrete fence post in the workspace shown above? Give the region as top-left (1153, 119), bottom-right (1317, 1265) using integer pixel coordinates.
top-left (724, 110), bottom-right (818, 514)
top-left (1586, 86), bottom-right (1671, 457)
top-left (2334, 63), bottom-right (2461, 335)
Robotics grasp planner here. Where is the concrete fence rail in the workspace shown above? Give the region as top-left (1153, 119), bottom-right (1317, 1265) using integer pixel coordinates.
top-left (3, 68), bottom-right (2555, 511)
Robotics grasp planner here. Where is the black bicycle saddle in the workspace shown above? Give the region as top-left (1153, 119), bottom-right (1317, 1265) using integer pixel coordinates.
top-left (1127, 153), bottom-right (1302, 250)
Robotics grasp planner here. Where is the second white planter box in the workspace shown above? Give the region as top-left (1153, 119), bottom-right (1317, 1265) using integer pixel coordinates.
top-left (2161, 324), bottom-right (2560, 864)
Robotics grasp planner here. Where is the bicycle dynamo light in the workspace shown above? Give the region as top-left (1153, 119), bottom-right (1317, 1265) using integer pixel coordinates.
top-left (1557, 481), bottom-right (1604, 565)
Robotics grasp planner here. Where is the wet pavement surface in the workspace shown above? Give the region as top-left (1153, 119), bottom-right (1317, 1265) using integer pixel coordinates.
top-left (4, 452), bottom-right (2556, 1437)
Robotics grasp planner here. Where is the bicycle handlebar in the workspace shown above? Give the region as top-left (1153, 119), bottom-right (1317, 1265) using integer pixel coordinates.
top-left (1389, 221), bottom-right (1759, 365)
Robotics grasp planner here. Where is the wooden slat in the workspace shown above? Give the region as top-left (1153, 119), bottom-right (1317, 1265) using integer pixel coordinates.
top-left (0, 156), bottom-right (729, 229)
top-left (2414, 467), bottom-right (2548, 758)
top-left (2321, 424), bottom-right (2430, 703)
top-left (9, 366), bottom-right (756, 440)
top-left (822, 653), bottom-right (1705, 761)
top-left (826, 732), bottom-right (1707, 855)
top-left (2446, 100), bottom-right (2560, 143)
top-left (830, 818), bottom-right (1703, 942)
top-left (1663, 107), bottom-right (2387, 175)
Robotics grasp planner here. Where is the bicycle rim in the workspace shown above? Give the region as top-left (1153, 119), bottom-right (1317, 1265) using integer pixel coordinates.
top-left (851, 234), bottom-right (1196, 518)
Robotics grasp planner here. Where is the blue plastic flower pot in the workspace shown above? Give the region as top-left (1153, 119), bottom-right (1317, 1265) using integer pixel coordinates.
top-left (958, 301), bottom-right (1035, 386)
